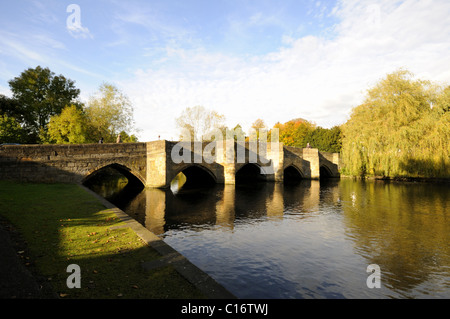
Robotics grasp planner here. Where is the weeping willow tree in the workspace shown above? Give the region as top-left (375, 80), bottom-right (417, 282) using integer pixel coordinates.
top-left (341, 69), bottom-right (450, 178)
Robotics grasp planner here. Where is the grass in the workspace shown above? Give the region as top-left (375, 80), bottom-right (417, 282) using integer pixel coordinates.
top-left (0, 180), bottom-right (205, 299)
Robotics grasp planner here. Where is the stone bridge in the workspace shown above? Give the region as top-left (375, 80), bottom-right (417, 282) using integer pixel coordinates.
top-left (0, 140), bottom-right (340, 188)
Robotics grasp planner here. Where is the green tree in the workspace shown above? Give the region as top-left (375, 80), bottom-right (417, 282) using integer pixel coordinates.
top-left (434, 85), bottom-right (450, 115)
top-left (85, 83), bottom-right (135, 143)
top-left (0, 94), bottom-right (24, 122)
top-left (46, 105), bottom-right (89, 144)
top-left (118, 131), bottom-right (139, 143)
top-left (0, 114), bottom-right (27, 144)
top-left (0, 95), bottom-right (34, 143)
top-left (43, 84), bottom-right (138, 145)
top-left (305, 126), bottom-right (342, 152)
top-left (8, 66), bottom-right (81, 142)
top-left (341, 69), bottom-right (449, 178)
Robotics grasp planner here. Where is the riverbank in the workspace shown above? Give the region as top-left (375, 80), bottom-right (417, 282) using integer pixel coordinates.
top-left (0, 180), bottom-right (233, 299)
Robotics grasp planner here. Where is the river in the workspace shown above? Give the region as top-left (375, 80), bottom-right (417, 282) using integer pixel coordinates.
top-left (85, 170), bottom-right (450, 299)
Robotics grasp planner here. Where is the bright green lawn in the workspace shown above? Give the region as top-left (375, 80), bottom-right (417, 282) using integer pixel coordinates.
top-left (0, 181), bottom-right (205, 299)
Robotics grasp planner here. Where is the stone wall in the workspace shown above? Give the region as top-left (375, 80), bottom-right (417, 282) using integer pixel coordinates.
top-left (0, 143), bottom-right (147, 184)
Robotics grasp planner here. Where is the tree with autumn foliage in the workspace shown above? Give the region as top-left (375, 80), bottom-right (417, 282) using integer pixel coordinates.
top-left (272, 118), bottom-right (315, 147)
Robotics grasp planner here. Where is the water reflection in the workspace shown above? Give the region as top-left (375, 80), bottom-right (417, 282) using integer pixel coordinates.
top-left (86, 173), bottom-right (450, 299)
top-left (339, 179), bottom-right (450, 297)
top-left (124, 180), bottom-right (333, 236)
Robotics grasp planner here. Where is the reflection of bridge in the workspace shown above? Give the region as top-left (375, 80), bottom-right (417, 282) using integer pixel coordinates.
top-left (129, 180), bottom-right (342, 235)
top-left (0, 140), bottom-right (340, 188)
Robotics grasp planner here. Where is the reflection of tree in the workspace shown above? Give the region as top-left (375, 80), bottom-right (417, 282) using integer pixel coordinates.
top-left (340, 179), bottom-right (450, 295)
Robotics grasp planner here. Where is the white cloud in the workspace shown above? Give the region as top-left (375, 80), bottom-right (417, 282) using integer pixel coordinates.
top-left (67, 24), bottom-right (93, 40)
top-left (119, 0), bottom-right (450, 142)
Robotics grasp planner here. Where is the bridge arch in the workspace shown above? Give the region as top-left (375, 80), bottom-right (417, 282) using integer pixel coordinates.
top-left (319, 165), bottom-right (334, 179)
top-left (235, 163), bottom-right (267, 183)
top-left (170, 163), bottom-right (217, 189)
top-left (283, 165), bottom-right (304, 183)
top-left (83, 163), bottom-right (146, 187)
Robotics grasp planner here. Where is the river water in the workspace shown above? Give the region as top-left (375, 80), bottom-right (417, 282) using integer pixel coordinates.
top-left (86, 171), bottom-right (450, 299)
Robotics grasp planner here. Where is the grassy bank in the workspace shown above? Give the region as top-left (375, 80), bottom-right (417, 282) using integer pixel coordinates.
top-left (0, 180), bottom-right (205, 299)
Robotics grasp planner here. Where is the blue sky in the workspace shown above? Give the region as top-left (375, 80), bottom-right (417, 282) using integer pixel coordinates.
top-left (1, 0), bottom-right (450, 141)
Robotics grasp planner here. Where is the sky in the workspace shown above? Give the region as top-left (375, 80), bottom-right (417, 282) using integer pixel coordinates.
top-left (1, 0), bottom-right (450, 142)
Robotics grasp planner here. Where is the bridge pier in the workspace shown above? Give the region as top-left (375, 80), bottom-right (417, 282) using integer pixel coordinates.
top-left (302, 148), bottom-right (321, 179)
top-left (146, 140), bottom-right (170, 188)
top-left (216, 140), bottom-right (237, 185)
top-left (266, 142), bottom-right (284, 182)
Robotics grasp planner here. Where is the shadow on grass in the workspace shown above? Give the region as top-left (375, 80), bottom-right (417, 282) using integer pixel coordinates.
top-left (0, 180), bottom-right (206, 299)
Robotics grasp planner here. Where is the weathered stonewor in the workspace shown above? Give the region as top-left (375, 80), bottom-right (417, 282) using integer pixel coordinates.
top-left (0, 141), bottom-right (340, 188)
top-left (0, 143), bottom-right (147, 184)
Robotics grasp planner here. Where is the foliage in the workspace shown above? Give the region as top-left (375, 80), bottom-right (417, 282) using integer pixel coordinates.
top-left (46, 105), bottom-right (89, 144)
top-left (0, 94), bottom-right (25, 123)
top-left (175, 105), bottom-right (225, 141)
top-left (304, 126), bottom-right (342, 153)
top-left (272, 118), bottom-right (315, 147)
top-left (85, 83), bottom-right (136, 143)
top-left (118, 130), bottom-right (139, 143)
top-left (45, 84), bottom-right (138, 144)
top-left (2, 69), bottom-right (137, 144)
top-left (341, 69), bottom-right (450, 178)
top-left (0, 114), bottom-right (27, 144)
top-left (8, 66), bottom-right (81, 141)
